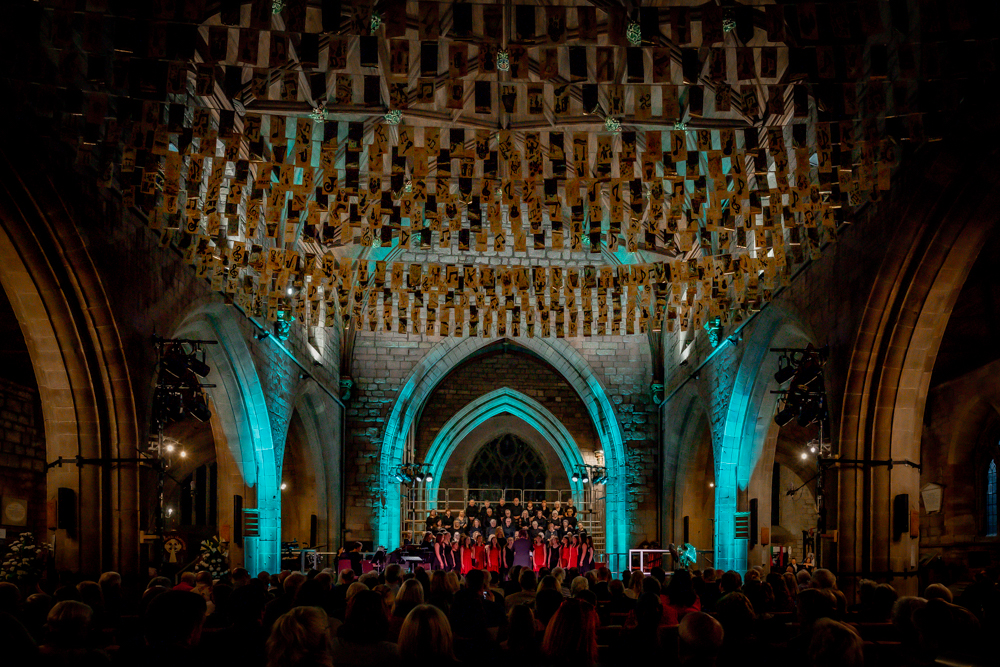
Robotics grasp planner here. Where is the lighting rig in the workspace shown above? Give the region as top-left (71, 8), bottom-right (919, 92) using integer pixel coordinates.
top-left (149, 336), bottom-right (217, 542)
top-left (771, 345), bottom-right (829, 427)
top-left (571, 465), bottom-right (608, 485)
top-left (391, 463), bottom-right (434, 484)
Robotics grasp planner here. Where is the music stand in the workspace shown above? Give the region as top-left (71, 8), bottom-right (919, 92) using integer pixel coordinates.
top-left (401, 556), bottom-right (424, 574)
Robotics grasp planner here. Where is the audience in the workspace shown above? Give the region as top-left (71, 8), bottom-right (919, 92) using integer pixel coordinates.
top-left (1, 551), bottom-right (996, 667)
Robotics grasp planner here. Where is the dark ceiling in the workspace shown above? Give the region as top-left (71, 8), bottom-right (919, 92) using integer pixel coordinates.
top-left (931, 226), bottom-right (1000, 386)
top-left (0, 288), bottom-right (37, 389)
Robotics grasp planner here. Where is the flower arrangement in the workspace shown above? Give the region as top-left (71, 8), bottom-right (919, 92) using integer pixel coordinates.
top-left (197, 536), bottom-right (229, 580)
top-left (1, 532), bottom-right (50, 586)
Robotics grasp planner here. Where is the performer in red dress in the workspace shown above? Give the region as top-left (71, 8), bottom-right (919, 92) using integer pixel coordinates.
top-left (473, 534), bottom-right (486, 569)
top-left (532, 535), bottom-right (546, 572)
top-left (564, 535), bottom-right (579, 569)
top-left (486, 534), bottom-right (501, 573)
top-left (460, 535), bottom-right (474, 575)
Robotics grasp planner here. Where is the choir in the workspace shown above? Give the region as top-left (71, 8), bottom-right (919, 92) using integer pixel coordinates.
top-left (415, 497), bottom-right (595, 579)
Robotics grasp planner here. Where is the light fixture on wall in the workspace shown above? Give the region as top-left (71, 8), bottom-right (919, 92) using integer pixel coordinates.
top-left (281, 482), bottom-right (287, 490)
top-left (392, 463), bottom-right (432, 486)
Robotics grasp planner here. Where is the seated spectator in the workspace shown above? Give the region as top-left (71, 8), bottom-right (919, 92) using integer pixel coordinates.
top-left (720, 570), bottom-right (742, 595)
top-left (397, 604), bottom-right (458, 667)
top-left (330, 589), bottom-right (399, 667)
top-left (172, 572), bottom-right (196, 592)
top-left (541, 598), bottom-right (599, 667)
top-left (534, 589), bottom-right (565, 630)
top-left (502, 603), bottom-right (540, 659)
top-left (807, 619), bottom-right (863, 667)
top-left (679, 611), bottom-right (724, 666)
top-left (134, 590), bottom-right (208, 667)
top-left (923, 583), bottom-right (953, 603)
top-left (266, 606), bottom-right (332, 667)
top-left (616, 592), bottom-right (666, 663)
top-left (389, 579), bottom-right (424, 641)
top-left (608, 579), bottom-right (636, 614)
top-left (506, 569), bottom-right (538, 612)
top-left (38, 599), bottom-right (110, 666)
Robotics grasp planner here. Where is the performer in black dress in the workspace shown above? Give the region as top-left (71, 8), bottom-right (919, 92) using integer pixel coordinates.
top-left (546, 535), bottom-right (561, 570)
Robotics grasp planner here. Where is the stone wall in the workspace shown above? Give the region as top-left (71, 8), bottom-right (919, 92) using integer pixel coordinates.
top-left (0, 379), bottom-right (45, 541)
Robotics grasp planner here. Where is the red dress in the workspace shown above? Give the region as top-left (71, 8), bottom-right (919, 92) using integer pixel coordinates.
top-left (565, 545), bottom-right (579, 569)
top-left (533, 544), bottom-right (546, 572)
top-left (474, 544), bottom-right (486, 569)
top-left (461, 546), bottom-right (474, 575)
top-left (487, 547), bottom-right (500, 572)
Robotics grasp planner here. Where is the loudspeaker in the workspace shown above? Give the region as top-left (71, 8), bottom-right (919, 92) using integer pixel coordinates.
top-left (683, 516), bottom-right (689, 544)
top-left (749, 499), bottom-right (758, 547)
top-left (893, 494), bottom-right (909, 540)
top-left (310, 514), bottom-right (318, 547)
top-left (234, 495), bottom-right (243, 547)
top-left (57, 487), bottom-right (76, 538)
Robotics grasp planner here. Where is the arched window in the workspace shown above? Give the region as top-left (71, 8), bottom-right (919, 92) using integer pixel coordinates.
top-left (467, 434), bottom-right (547, 493)
top-left (987, 460), bottom-right (998, 537)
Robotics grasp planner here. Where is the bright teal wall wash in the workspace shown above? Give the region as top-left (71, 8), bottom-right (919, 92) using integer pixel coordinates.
top-left (423, 387), bottom-right (586, 498)
top-left (377, 338), bottom-right (629, 557)
top-left (176, 308), bottom-right (281, 575)
top-left (715, 313), bottom-right (812, 574)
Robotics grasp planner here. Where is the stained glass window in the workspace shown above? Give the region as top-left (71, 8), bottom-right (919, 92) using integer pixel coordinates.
top-left (987, 460), bottom-right (997, 537)
top-left (467, 434), bottom-right (547, 493)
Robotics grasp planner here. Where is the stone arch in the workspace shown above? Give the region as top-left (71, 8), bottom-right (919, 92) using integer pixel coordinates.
top-left (715, 307), bottom-right (814, 572)
top-left (423, 387), bottom-right (586, 499)
top-left (377, 337), bottom-right (629, 556)
top-left (835, 150), bottom-right (1000, 591)
top-left (661, 386), bottom-right (714, 550)
top-left (0, 150), bottom-right (139, 574)
top-left (288, 383), bottom-right (343, 551)
top-left (174, 307), bottom-right (280, 574)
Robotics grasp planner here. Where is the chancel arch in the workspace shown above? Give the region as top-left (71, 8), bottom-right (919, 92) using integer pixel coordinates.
top-left (377, 336), bottom-right (628, 555)
top-left (423, 387), bottom-right (585, 500)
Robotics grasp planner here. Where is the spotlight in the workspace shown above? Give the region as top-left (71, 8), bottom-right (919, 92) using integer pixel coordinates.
top-left (810, 446), bottom-right (817, 454)
top-left (797, 400), bottom-right (822, 426)
top-left (287, 287), bottom-right (294, 295)
top-left (187, 356), bottom-right (211, 378)
top-left (394, 473), bottom-right (404, 482)
top-left (413, 473), bottom-right (424, 483)
top-left (709, 482), bottom-right (715, 488)
top-left (774, 404), bottom-right (797, 427)
top-left (281, 482), bottom-right (287, 490)
top-left (424, 473), bottom-right (433, 483)
top-left (179, 450), bottom-right (188, 459)
top-left (187, 394), bottom-right (212, 422)
top-left (165, 444), bottom-right (175, 453)
top-left (583, 473), bottom-right (590, 483)
top-left (166, 507), bottom-right (174, 517)
top-left (800, 452), bottom-right (808, 460)
top-left (572, 472), bottom-right (580, 482)
top-left (162, 355), bottom-right (190, 379)
top-left (774, 356), bottom-right (795, 384)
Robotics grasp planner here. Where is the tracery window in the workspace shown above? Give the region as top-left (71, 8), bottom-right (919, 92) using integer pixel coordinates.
top-left (467, 434), bottom-right (547, 492)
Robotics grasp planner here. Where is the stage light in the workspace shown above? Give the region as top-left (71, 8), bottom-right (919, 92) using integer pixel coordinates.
top-left (188, 395), bottom-right (212, 422)
top-left (162, 355), bottom-right (190, 379)
top-left (424, 473), bottom-right (433, 482)
top-left (166, 507), bottom-right (174, 517)
top-left (187, 357), bottom-right (211, 378)
top-left (774, 356), bottom-right (796, 384)
top-left (165, 444), bottom-right (175, 453)
top-left (797, 400), bottom-right (821, 426)
top-left (709, 482), bottom-right (715, 488)
top-left (394, 472), bottom-right (404, 482)
top-left (572, 472), bottom-right (580, 482)
top-left (179, 450), bottom-right (188, 459)
top-left (583, 473), bottom-right (590, 483)
top-left (801, 452), bottom-right (808, 460)
top-left (774, 404), bottom-right (797, 427)
top-left (281, 482), bottom-right (287, 490)
top-left (287, 287), bottom-right (294, 295)
top-left (810, 446), bottom-right (817, 454)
